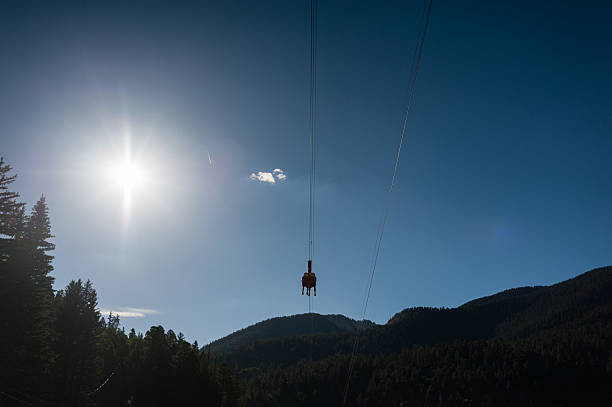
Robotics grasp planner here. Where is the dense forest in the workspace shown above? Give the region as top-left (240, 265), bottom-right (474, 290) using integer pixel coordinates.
top-left (207, 314), bottom-right (376, 354)
top-left (2, 156), bottom-right (612, 406)
top-left (213, 266), bottom-right (612, 405)
top-left (0, 158), bottom-right (240, 407)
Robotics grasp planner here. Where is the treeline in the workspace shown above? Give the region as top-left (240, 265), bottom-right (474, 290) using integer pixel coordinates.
top-left (239, 299), bottom-right (612, 405)
top-left (0, 158), bottom-right (240, 407)
top-left (218, 266), bottom-right (612, 372)
top-left (226, 266), bottom-right (612, 406)
top-left (208, 313), bottom-right (376, 355)
top-left (243, 331), bottom-right (612, 406)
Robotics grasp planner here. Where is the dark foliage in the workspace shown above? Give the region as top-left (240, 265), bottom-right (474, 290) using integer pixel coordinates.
top-left (0, 159), bottom-right (240, 407)
top-left (0, 160), bottom-right (55, 394)
top-left (207, 313), bottom-right (376, 355)
top-left (231, 267), bottom-right (612, 406)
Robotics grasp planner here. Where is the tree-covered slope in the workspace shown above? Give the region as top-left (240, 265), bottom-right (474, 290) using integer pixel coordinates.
top-left (238, 266), bottom-right (612, 406)
top-left (216, 266), bottom-right (612, 371)
top-left (206, 313), bottom-right (376, 354)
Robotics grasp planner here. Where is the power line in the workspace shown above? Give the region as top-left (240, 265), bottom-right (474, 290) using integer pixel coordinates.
top-left (342, 0), bottom-right (434, 404)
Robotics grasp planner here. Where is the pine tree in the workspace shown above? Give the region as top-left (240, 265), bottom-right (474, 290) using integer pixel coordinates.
top-left (23, 195), bottom-right (57, 380)
top-left (54, 279), bottom-right (103, 405)
top-left (0, 157), bottom-right (28, 388)
top-left (27, 195), bottom-right (55, 275)
top-left (0, 156), bottom-right (25, 261)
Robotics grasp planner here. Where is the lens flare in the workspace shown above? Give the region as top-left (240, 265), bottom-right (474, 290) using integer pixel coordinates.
top-left (113, 161), bottom-right (144, 191)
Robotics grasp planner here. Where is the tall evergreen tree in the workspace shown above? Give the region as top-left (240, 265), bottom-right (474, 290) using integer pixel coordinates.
top-left (22, 196), bottom-right (57, 381)
top-left (0, 157), bottom-right (29, 388)
top-left (54, 279), bottom-right (103, 405)
top-left (26, 195), bottom-right (55, 275)
top-left (0, 156), bottom-right (25, 261)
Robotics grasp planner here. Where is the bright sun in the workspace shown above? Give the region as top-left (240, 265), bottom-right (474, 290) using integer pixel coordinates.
top-left (112, 161), bottom-right (144, 191)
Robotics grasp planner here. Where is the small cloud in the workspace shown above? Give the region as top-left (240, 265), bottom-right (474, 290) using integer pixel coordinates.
top-left (273, 169), bottom-right (287, 180)
top-left (100, 307), bottom-right (160, 318)
top-left (250, 171), bottom-right (276, 183)
top-left (250, 169), bottom-right (287, 183)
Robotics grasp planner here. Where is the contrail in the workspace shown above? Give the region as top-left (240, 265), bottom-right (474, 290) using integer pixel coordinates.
top-left (207, 151), bottom-right (212, 166)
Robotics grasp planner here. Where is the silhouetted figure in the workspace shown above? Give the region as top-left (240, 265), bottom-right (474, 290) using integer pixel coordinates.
top-left (301, 260), bottom-right (317, 296)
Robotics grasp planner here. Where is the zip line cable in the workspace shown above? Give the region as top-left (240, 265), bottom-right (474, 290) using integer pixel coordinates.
top-left (0, 391), bottom-right (39, 407)
top-left (1, 369), bottom-right (115, 406)
top-left (1, 379), bottom-right (110, 407)
top-left (87, 371), bottom-right (115, 396)
top-left (0, 387), bottom-right (75, 407)
top-left (307, 0), bottom-right (318, 368)
top-left (305, 2), bottom-right (318, 402)
top-left (342, 0), bottom-right (433, 404)
top-left (307, 0), bottom-right (318, 262)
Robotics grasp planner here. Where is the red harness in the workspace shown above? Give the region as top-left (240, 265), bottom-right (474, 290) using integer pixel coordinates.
top-left (302, 272), bottom-right (316, 288)
top-left (302, 260), bottom-right (316, 289)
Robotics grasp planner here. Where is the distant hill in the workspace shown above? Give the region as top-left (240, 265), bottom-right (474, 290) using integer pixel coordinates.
top-left (388, 264), bottom-right (612, 341)
top-left (213, 266), bottom-right (612, 370)
top-left (206, 313), bottom-right (376, 354)
top-left (234, 266), bottom-right (612, 406)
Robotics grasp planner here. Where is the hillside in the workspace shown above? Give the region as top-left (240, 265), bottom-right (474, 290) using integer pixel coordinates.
top-left (215, 266), bottom-right (612, 370)
top-left (206, 313), bottom-right (376, 354)
top-left (235, 266), bottom-right (612, 406)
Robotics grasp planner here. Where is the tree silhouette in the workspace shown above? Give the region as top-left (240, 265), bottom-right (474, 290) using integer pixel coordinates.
top-left (53, 279), bottom-right (103, 405)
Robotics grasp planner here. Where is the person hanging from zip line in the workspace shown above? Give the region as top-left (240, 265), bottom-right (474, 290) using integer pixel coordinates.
top-left (302, 259), bottom-right (316, 296)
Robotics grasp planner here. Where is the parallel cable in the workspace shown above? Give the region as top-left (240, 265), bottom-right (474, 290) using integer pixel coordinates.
top-left (306, 1), bottom-right (318, 403)
top-left (309, 295), bottom-right (314, 361)
top-left (0, 391), bottom-right (39, 407)
top-left (87, 371), bottom-right (115, 396)
top-left (1, 369), bottom-right (115, 405)
top-left (305, 0), bottom-right (318, 365)
top-left (341, 0), bottom-right (433, 404)
top-left (1, 387), bottom-right (74, 407)
top-left (307, 0), bottom-right (318, 262)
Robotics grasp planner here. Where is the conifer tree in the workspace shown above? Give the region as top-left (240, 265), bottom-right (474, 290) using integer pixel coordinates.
top-left (0, 157), bottom-right (28, 388)
top-left (23, 195), bottom-right (57, 380)
top-left (27, 195), bottom-right (55, 275)
top-left (54, 279), bottom-right (103, 404)
top-left (0, 156), bottom-right (25, 261)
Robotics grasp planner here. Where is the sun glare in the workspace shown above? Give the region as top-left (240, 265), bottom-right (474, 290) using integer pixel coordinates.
top-left (105, 129), bottom-right (159, 229)
top-left (109, 158), bottom-right (148, 228)
top-left (113, 161), bottom-right (144, 191)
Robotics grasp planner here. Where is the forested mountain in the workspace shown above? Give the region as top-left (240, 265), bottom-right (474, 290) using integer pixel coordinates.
top-left (213, 266), bottom-right (612, 371)
top-left (207, 313), bottom-right (376, 354)
top-left (230, 266), bottom-right (612, 406)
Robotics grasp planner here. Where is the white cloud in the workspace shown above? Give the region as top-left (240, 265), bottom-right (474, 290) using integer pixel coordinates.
top-left (250, 171), bottom-right (276, 183)
top-left (100, 307), bottom-right (160, 318)
top-left (250, 169), bottom-right (287, 183)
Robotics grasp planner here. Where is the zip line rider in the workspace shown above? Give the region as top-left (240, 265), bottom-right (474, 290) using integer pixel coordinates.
top-left (302, 260), bottom-right (316, 296)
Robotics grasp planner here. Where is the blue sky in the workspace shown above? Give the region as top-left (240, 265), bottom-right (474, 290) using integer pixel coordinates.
top-left (1, 0), bottom-right (611, 344)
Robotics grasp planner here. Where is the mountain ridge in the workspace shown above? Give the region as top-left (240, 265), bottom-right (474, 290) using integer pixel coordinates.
top-left (206, 313), bottom-right (376, 354)
top-left (208, 266), bottom-right (612, 371)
